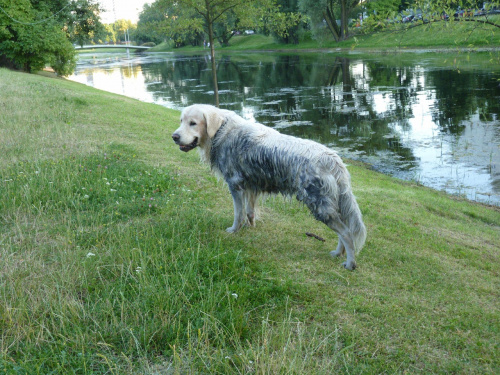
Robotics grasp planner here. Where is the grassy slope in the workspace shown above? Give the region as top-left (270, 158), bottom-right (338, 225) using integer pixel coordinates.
top-left (0, 68), bottom-right (499, 374)
top-left (150, 17), bottom-right (500, 53)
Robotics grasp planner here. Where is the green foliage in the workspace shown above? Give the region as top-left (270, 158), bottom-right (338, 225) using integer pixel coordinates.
top-left (299, 0), bottom-right (361, 41)
top-left (0, 0), bottom-right (104, 75)
top-left (65, 0), bottom-right (106, 47)
top-left (366, 0), bottom-right (401, 17)
top-left (146, 0), bottom-right (279, 48)
top-left (0, 20), bottom-right (75, 74)
top-left (110, 19), bottom-right (137, 43)
top-left (145, 1), bottom-right (204, 47)
top-left (134, 3), bottom-right (166, 45)
top-left (266, 0), bottom-right (305, 44)
top-left (361, 0), bottom-right (500, 35)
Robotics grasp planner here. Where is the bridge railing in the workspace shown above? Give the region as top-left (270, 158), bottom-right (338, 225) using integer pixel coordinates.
top-left (75, 45), bottom-right (151, 51)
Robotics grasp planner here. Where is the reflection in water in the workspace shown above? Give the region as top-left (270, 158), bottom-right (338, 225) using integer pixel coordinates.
top-left (69, 52), bottom-right (500, 205)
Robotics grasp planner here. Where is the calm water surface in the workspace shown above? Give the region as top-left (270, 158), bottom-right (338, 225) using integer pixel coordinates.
top-left (69, 51), bottom-right (500, 206)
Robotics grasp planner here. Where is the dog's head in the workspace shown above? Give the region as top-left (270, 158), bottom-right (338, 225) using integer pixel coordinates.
top-left (172, 104), bottom-right (225, 152)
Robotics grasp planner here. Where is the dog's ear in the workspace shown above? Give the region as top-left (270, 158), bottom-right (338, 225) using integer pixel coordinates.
top-left (204, 108), bottom-right (224, 138)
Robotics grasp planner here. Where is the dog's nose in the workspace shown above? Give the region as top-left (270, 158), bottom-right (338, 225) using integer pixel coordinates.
top-left (172, 133), bottom-right (180, 143)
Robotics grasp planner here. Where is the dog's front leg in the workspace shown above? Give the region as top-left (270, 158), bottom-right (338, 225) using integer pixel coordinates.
top-left (226, 187), bottom-right (246, 233)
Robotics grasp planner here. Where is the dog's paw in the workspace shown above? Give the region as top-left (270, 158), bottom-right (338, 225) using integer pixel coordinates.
top-left (226, 226), bottom-right (239, 233)
top-left (342, 261), bottom-right (357, 271)
top-left (330, 250), bottom-right (342, 258)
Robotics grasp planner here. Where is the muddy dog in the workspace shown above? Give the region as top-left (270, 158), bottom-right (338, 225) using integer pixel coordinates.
top-left (172, 104), bottom-right (366, 270)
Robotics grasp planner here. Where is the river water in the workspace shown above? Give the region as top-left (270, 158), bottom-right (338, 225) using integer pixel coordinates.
top-left (69, 51), bottom-right (500, 206)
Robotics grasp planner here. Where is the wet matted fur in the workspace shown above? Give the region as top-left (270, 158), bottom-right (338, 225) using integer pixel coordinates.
top-left (172, 104), bottom-right (366, 270)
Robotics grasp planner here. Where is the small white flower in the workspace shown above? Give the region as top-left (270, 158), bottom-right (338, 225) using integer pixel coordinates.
top-left (106, 182), bottom-right (110, 185)
top-left (35, 171), bottom-right (40, 174)
top-left (136, 266), bottom-right (142, 273)
top-left (231, 293), bottom-right (238, 299)
top-left (110, 189), bottom-right (117, 192)
top-left (84, 194), bottom-right (89, 199)
top-left (86, 252), bottom-right (95, 258)
top-left (82, 187), bottom-right (86, 190)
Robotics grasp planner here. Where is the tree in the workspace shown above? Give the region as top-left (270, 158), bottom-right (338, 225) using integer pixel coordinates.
top-left (0, 0), bottom-right (105, 75)
top-left (134, 3), bottom-right (166, 45)
top-left (148, 1), bottom-right (204, 47)
top-left (151, 0), bottom-right (274, 106)
top-left (267, 0), bottom-right (304, 44)
top-left (110, 19), bottom-right (136, 44)
top-left (299, 0), bottom-right (360, 41)
top-left (65, 0), bottom-right (106, 47)
top-left (102, 23), bottom-right (116, 44)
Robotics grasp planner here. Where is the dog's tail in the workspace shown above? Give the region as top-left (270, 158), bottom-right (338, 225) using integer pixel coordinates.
top-left (339, 182), bottom-right (367, 254)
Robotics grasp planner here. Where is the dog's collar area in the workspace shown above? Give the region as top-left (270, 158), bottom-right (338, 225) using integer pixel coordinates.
top-left (179, 137), bottom-right (198, 152)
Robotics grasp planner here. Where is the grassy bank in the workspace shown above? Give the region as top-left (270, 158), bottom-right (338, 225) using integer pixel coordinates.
top-left (1, 68), bottom-right (499, 373)
top-left (150, 17), bottom-right (500, 53)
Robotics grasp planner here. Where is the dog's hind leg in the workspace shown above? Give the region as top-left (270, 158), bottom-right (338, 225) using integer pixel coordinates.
top-left (330, 238), bottom-right (346, 257)
top-left (227, 188), bottom-right (246, 233)
top-left (326, 219), bottom-right (357, 270)
top-left (244, 190), bottom-right (257, 227)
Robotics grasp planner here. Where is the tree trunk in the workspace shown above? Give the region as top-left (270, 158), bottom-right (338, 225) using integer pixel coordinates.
top-left (206, 1), bottom-right (219, 107)
top-left (324, 7), bottom-right (340, 42)
top-left (340, 0), bottom-right (348, 40)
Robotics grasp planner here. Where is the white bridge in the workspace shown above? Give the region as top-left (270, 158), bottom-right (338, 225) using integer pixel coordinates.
top-left (75, 45), bottom-right (152, 51)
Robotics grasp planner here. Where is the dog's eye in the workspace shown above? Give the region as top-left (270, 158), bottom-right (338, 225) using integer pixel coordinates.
top-left (190, 121), bottom-right (196, 126)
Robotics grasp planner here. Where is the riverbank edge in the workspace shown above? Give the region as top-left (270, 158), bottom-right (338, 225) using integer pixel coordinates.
top-left (77, 45), bottom-right (500, 55)
top-left (244, 46), bottom-right (500, 54)
top-left (146, 44), bottom-right (500, 55)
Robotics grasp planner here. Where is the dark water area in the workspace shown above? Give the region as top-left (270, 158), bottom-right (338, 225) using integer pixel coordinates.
top-left (69, 52), bottom-right (500, 206)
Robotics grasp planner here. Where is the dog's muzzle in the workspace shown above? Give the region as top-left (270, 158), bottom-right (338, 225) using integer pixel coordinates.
top-left (172, 133), bottom-right (198, 152)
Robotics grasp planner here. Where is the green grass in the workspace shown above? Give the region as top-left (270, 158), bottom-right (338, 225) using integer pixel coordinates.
top-left (150, 17), bottom-right (500, 53)
top-left (1, 68), bottom-right (499, 373)
top-left (342, 16), bottom-right (500, 50)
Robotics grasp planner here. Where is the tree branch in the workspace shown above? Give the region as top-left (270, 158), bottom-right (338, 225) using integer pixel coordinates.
top-left (190, 5), bottom-right (207, 19)
top-left (211, 4), bottom-right (239, 23)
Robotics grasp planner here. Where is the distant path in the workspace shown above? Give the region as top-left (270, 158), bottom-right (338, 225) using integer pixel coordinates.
top-left (75, 45), bottom-right (151, 51)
